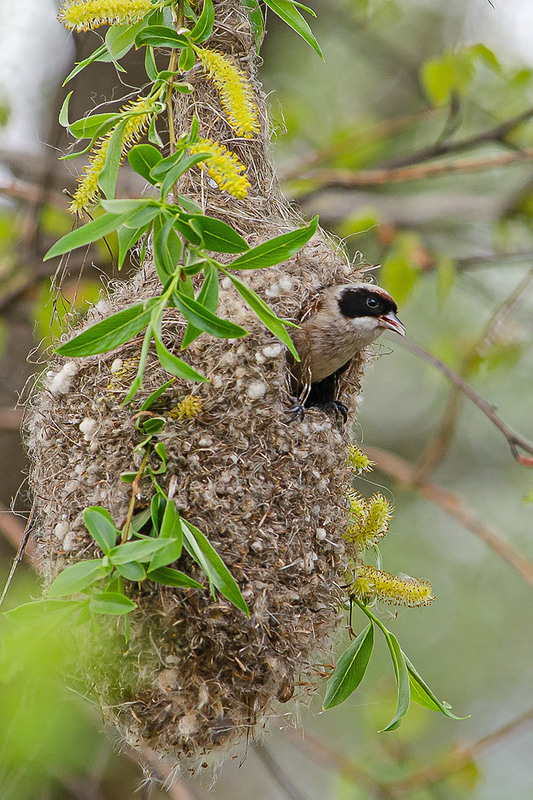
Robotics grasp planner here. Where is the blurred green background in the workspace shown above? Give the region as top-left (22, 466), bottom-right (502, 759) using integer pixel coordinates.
top-left (0, 0), bottom-right (532, 798)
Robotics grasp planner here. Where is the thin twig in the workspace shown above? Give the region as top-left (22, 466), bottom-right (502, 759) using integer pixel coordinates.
top-left (376, 105), bottom-right (533, 171)
top-left (365, 446), bottom-right (533, 588)
top-left (305, 149), bottom-right (533, 189)
top-left (412, 264), bottom-right (533, 477)
top-left (390, 707), bottom-right (533, 794)
top-left (397, 338), bottom-right (533, 465)
top-left (0, 503), bottom-right (37, 609)
top-left (254, 741), bottom-right (312, 800)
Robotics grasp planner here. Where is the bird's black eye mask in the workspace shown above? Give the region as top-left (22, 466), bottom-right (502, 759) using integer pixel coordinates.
top-left (337, 287), bottom-right (397, 319)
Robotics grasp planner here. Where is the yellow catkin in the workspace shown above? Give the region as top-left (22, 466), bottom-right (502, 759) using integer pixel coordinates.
top-left (59, 0), bottom-right (153, 30)
top-left (70, 97), bottom-right (153, 213)
top-left (347, 445), bottom-right (374, 474)
top-left (169, 395), bottom-right (203, 420)
top-left (350, 564), bottom-right (434, 607)
top-left (188, 138), bottom-right (251, 199)
top-left (345, 492), bottom-right (392, 549)
top-left (106, 357), bottom-right (140, 392)
top-left (197, 49), bottom-right (260, 138)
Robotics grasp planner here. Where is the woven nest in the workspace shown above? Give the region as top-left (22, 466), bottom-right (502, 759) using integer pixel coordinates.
top-left (24, 0), bottom-right (372, 774)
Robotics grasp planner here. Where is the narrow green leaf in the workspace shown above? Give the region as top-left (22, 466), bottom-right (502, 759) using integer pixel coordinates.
top-left (148, 567), bottom-right (203, 588)
top-left (109, 537), bottom-right (177, 566)
top-left (48, 559), bottom-right (109, 597)
top-left (135, 25), bottom-right (189, 50)
top-left (263, 0), bottom-right (323, 58)
top-left (174, 292), bottom-right (247, 340)
top-left (140, 378), bottom-right (175, 412)
top-left (62, 45), bottom-right (108, 85)
top-left (179, 45), bottom-right (196, 70)
top-left (128, 143), bottom-right (163, 183)
top-left (242, 0), bottom-right (264, 50)
top-left (153, 215), bottom-right (183, 280)
top-left (189, 0), bottom-right (215, 42)
top-left (148, 114), bottom-right (163, 147)
top-left (44, 211), bottom-right (128, 260)
top-left (89, 591), bottom-right (136, 615)
top-left (98, 119), bottom-right (127, 200)
top-left (152, 441), bottom-right (168, 473)
top-left (379, 629), bottom-right (411, 732)
top-left (116, 221), bottom-right (150, 270)
top-left (59, 91), bottom-right (73, 127)
top-left (105, 19), bottom-right (148, 60)
top-left (404, 653), bottom-right (468, 720)
top-left (220, 269), bottom-right (299, 358)
top-left (323, 625), bottom-right (374, 710)
top-left (141, 416), bottom-right (166, 434)
top-left (228, 216), bottom-right (318, 270)
top-left (182, 520), bottom-right (250, 615)
top-left (83, 507), bottom-right (119, 554)
top-left (55, 301), bottom-right (155, 357)
top-left (181, 263), bottom-right (219, 348)
top-left (154, 333), bottom-right (208, 381)
top-left (116, 561), bottom-right (147, 581)
top-left (4, 599), bottom-right (82, 622)
top-left (148, 499), bottom-right (183, 571)
top-left (100, 198), bottom-right (154, 215)
top-left (69, 112), bottom-right (120, 141)
top-left (188, 214), bottom-right (249, 254)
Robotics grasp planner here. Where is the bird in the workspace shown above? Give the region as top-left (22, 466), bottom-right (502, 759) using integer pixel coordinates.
top-left (286, 282), bottom-right (405, 422)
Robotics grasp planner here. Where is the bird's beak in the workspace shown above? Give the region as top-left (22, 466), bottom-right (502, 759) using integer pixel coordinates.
top-left (379, 311), bottom-right (406, 336)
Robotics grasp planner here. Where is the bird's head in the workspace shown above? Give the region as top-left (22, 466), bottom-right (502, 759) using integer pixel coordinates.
top-left (336, 283), bottom-right (406, 342)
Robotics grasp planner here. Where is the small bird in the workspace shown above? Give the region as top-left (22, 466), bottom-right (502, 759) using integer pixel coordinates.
top-left (287, 282), bottom-right (405, 422)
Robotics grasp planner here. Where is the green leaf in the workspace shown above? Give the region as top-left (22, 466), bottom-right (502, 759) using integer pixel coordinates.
top-left (128, 143), bottom-right (163, 183)
top-left (100, 198), bottom-right (155, 216)
top-left (89, 591), bottom-right (136, 615)
top-left (149, 499), bottom-right (183, 571)
top-left (98, 119), bottom-right (127, 200)
top-left (55, 301), bottom-right (155, 357)
top-left (181, 520), bottom-right (250, 615)
top-left (179, 45), bottom-right (196, 71)
top-left (135, 25), bottom-right (189, 50)
top-left (379, 629), bottom-right (411, 732)
top-left (404, 653), bottom-right (468, 720)
top-left (43, 211), bottom-right (129, 260)
top-left (48, 559), bottom-right (109, 597)
top-left (3, 599), bottom-right (82, 623)
top-left (83, 506), bottom-right (119, 554)
top-left (59, 91), bottom-right (73, 127)
top-left (148, 567), bottom-right (203, 588)
top-left (62, 45), bottom-right (108, 85)
top-left (228, 215), bottom-right (318, 269)
top-left (323, 625), bottom-right (374, 710)
top-left (154, 333), bottom-right (208, 381)
top-left (243, 0), bottom-right (264, 50)
top-left (148, 114), bottom-right (163, 147)
top-left (188, 215), bottom-right (250, 254)
top-left (153, 441), bottom-right (168, 473)
top-left (263, 0), bottom-right (322, 58)
top-left (220, 268), bottom-right (299, 358)
top-left (109, 537), bottom-right (177, 566)
top-left (141, 416), bottom-right (166, 434)
top-left (116, 561), bottom-right (147, 581)
top-left (173, 292), bottom-right (248, 340)
top-left (140, 378), bottom-right (175, 411)
top-left (189, 0), bottom-right (215, 42)
top-left (153, 214), bottom-right (183, 280)
top-left (105, 19), bottom-right (148, 60)
top-left (116, 221), bottom-right (150, 270)
top-left (181, 263), bottom-right (219, 348)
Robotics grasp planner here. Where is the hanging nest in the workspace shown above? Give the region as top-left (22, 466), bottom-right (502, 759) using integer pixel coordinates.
top-left (24, 0), bottom-right (373, 774)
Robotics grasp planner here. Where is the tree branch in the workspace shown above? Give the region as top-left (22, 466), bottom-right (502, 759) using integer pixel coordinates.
top-left (365, 446), bottom-right (533, 588)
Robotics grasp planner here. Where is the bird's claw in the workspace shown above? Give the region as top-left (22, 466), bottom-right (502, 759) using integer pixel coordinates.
top-left (286, 399), bottom-right (306, 423)
top-left (326, 400), bottom-right (348, 424)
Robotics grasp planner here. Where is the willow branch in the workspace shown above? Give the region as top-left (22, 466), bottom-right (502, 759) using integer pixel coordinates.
top-left (397, 337), bottom-right (533, 465)
top-left (365, 446), bottom-right (533, 588)
top-left (304, 150), bottom-right (533, 189)
top-left (391, 707), bottom-right (533, 794)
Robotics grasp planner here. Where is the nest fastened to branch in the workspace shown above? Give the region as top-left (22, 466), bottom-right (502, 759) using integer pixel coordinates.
top-left (25, 0), bottom-right (370, 773)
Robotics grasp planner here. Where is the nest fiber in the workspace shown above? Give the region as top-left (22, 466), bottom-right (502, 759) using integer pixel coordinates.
top-left (25, 0), bottom-right (370, 772)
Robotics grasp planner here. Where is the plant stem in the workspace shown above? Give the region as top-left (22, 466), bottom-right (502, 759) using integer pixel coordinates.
top-left (122, 447), bottom-right (151, 543)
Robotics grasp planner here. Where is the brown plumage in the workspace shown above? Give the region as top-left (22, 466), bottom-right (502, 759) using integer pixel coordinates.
top-left (287, 282), bottom-right (405, 421)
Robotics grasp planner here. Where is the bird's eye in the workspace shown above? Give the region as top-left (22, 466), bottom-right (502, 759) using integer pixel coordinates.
top-left (366, 297), bottom-right (379, 309)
